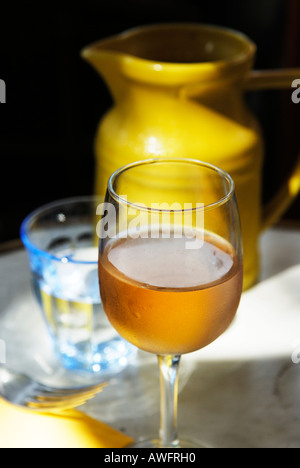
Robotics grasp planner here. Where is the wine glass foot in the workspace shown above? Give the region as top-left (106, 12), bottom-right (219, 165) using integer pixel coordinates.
top-left (128, 437), bottom-right (211, 448)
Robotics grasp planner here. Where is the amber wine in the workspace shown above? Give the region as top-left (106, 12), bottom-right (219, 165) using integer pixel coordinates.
top-left (99, 229), bottom-right (243, 355)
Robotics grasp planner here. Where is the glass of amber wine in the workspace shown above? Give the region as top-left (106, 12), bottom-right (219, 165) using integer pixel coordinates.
top-left (98, 158), bottom-right (243, 448)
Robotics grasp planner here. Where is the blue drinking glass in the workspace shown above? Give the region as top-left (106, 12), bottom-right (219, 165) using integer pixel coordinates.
top-left (21, 196), bottom-right (136, 374)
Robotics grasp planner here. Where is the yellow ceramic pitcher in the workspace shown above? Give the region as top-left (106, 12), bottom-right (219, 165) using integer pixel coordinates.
top-left (81, 24), bottom-right (300, 290)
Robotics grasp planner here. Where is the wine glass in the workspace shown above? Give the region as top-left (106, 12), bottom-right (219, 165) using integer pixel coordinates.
top-left (98, 158), bottom-right (243, 448)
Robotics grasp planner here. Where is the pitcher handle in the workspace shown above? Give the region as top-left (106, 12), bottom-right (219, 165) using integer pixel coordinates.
top-left (244, 68), bottom-right (300, 230)
top-left (244, 68), bottom-right (300, 90)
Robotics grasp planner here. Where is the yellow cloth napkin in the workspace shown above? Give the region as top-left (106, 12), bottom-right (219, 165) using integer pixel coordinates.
top-left (0, 398), bottom-right (133, 448)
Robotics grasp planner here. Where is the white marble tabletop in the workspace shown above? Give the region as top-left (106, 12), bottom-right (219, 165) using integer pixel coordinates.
top-left (0, 226), bottom-right (300, 448)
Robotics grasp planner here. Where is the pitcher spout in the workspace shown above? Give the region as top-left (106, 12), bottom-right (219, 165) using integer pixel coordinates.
top-left (81, 34), bottom-right (122, 73)
top-left (81, 36), bottom-right (127, 102)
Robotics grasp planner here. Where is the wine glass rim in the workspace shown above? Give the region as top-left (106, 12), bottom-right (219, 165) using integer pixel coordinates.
top-left (107, 158), bottom-right (235, 213)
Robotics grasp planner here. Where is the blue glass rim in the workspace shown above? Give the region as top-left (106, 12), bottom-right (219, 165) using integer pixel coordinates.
top-left (20, 196), bottom-right (102, 265)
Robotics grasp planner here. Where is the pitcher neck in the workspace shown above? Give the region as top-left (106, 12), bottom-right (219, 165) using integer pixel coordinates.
top-left (82, 51), bottom-right (252, 104)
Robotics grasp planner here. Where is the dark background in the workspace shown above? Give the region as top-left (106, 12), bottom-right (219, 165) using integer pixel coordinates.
top-left (0, 0), bottom-right (299, 244)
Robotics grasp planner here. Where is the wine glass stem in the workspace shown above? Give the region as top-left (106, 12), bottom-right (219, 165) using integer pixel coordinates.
top-left (158, 354), bottom-right (181, 448)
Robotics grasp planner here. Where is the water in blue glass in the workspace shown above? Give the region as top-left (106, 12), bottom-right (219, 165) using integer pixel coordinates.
top-left (31, 245), bottom-right (136, 373)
